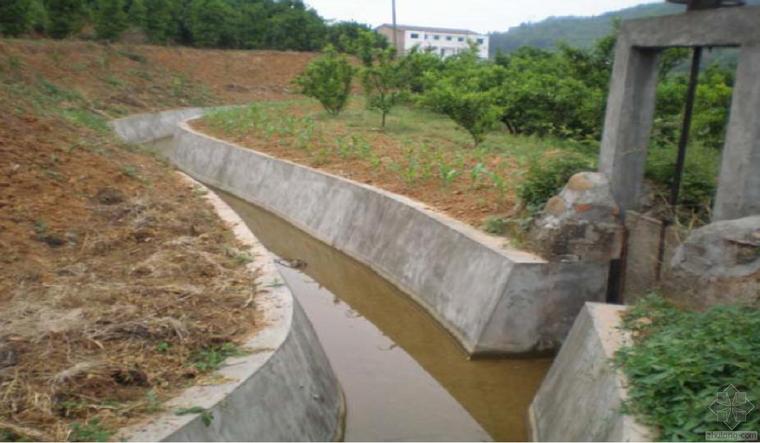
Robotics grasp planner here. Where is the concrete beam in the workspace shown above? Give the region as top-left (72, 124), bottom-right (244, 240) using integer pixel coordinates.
top-left (713, 45), bottom-right (760, 220)
top-left (619, 6), bottom-right (760, 48)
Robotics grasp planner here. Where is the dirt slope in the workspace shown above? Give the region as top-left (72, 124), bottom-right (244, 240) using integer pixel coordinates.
top-left (0, 39), bottom-right (313, 441)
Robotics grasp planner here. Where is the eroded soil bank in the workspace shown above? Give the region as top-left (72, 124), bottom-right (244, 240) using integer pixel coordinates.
top-left (218, 190), bottom-right (552, 442)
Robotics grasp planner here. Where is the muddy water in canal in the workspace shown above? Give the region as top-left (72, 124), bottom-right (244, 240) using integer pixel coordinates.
top-left (217, 191), bottom-right (552, 442)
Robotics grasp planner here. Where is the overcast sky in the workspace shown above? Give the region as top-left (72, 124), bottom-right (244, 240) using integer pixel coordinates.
top-left (304, 0), bottom-right (661, 34)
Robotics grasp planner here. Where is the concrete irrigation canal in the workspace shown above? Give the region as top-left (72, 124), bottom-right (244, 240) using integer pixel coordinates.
top-left (219, 191), bottom-right (551, 441)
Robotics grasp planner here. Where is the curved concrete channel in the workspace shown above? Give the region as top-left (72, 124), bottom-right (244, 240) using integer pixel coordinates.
top-left (111, 109), bottom-right (578, 440)
top-left (217, 190), bottom-right (551, 441)
top-left (135, 137), bottom-right (553, 441)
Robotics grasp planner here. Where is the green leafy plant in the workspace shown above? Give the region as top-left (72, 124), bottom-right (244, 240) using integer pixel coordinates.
top-left (190, 343), bottom-right (246, 373)
top-left (295, 45), bottom-right (354, 116)
top-left (483, 216), bottom-right (508, 235)
top-left (175, 406), bottom-right (214, 427)
top-left (517, 151), bottom-right (595, 212)
top-left (615, 295), bottom-right (760, 441)
top-left (69, 418), bottom-right (112, 442)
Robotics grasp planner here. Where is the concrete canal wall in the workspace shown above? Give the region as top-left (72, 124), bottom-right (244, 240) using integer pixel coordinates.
top-left (121, 174), bottom-right (344, 442)
top-left (529, 303), bottom-right (654, 441)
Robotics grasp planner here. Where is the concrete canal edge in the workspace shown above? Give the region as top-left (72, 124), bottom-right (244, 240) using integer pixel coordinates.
top-left (529, 303), bottom-right (654, 441)
top-left (111, 109), bottom-right (609, 355)
top-left (120, 173), bottom-right (345, 442)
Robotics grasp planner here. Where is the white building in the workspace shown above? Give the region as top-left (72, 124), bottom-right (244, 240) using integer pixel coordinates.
top-left (376, 24), bottom-right (489, 59)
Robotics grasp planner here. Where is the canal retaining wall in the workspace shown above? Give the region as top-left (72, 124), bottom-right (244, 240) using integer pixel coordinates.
top-left (121, 174), bottom-right (344, 442)
top-left (529, 303), bottom-right (653, 441)
top-left (111, 110), bottom-right (609, 355)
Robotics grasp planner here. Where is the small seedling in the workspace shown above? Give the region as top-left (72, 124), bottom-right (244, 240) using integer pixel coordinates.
top-left (156, 342), bottom-right (171, 353)
top-left (175, 406), bottom-right (214, 427)
top-left (190, 343), bottom-right (246, 373)
top-left (483, 216), bottom-right (508, 235)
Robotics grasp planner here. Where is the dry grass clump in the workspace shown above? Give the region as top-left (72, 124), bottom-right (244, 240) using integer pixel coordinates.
top-left (0, 186), bottom-right (260, 441)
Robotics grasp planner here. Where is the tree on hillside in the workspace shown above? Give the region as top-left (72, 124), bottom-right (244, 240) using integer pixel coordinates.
top-left (188, 0), bottom-right (238, 47)
top-left (235, 1), bottom-right (268, 49)
top-left (143, 0), bottom-right (176, 43)
top-left (127, 0), bottom-right (148, 29)
top-left (94, 0), bottom-right (128, 40)
top-left (295, 45), bottom-right (355, 115)
top-left (0, 0), bottom-right (32, 36)
top-left (45, 0), bottom-right (86, 38)
top-left (28, 0), bottom-right (50, 33)
top-left (361, 48), bottom-right (405, 128)
top-left (264, 0), bottom-right (326, 51)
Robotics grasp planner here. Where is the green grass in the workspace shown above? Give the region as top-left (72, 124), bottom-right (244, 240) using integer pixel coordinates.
top-left (68, 418), bottom-right (112, 442)
top-left (615, 295), bottom-right (760, 441)
top-left (190, 343), bottom-right (247, 373)
top-left (204, 98), bottom-right (593, 214)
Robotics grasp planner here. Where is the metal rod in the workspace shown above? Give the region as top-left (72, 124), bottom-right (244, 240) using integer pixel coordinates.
top-left (669, 46), bottom-right (703, 210)
top-left (392, 0), bottom-right (398, 54)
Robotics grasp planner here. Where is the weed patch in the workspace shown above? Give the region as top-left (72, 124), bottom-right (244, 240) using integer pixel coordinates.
top-left (615, 295), bottom-right (760, 441)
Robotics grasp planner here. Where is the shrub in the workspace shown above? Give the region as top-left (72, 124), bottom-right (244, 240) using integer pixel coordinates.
top-left (420, 50), bottom-right (505, 146)
top-left (518, 151), bottom-right (596, 212)
top-left (616, 295), bottom-right (760, 441)
top-left (295, 45), bottom-right (355, 116)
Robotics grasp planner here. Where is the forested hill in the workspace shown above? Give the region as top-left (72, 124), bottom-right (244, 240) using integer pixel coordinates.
top-left (489, 0), bottom-right (760, 56)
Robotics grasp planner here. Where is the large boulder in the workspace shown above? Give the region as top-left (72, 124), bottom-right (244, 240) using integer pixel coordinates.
top-left (529, 172), bottom-right (624, 262)
top-left (667, 215), bottom-right (760, 307)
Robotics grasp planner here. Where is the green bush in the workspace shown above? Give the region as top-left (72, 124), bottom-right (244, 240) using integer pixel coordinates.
top-left (518, 151), bottom-right (596, 212)
top-left (645, 142), bottom-right (720, 212)
top-left (295, 46), bottom-right (355, 116)
top-left (616, 295), bottom-right (760, 441)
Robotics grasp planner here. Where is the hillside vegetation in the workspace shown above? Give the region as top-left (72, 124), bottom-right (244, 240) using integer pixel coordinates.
top-left (0, 39), bottom-right (311, 441)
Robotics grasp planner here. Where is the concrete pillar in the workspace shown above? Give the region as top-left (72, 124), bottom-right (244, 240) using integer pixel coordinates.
top-left (598, 40), bottom-right (660, 213)
top-left (713, 45), bottom-right (760, 221)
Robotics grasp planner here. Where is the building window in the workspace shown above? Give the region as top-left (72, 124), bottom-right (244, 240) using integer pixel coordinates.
top-left (458, 37), bottom-right (464, 42)
top-left (434, 35), bottom-right (440, 40)
top-left (446, 36), bottom-right (452, 41)
top-left (411, 33), bottom-right (419, 39)
top-left (424, 34), bottom-right (429, 40)
top-left (477, 38), bottom-right (484, 44)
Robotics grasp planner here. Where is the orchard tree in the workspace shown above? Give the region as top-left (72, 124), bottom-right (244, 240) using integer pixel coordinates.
top-left (361, 48), bottom-right (405, 128)
top-left (295, 45), bottom-right (354, 115)
top-left (421, 48), bottom-right (505, 146)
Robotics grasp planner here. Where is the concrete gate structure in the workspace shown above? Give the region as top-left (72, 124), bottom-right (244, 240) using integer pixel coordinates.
top-left (531, 7), bottom-right (760, 440)
top-left (594, 5), bottom-right (760, 302)
top-left (599, 6), bottom-right (760, 221)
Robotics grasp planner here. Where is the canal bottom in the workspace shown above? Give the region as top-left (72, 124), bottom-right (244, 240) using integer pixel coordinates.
top-left (217, 190), bottom-right (552, 442)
